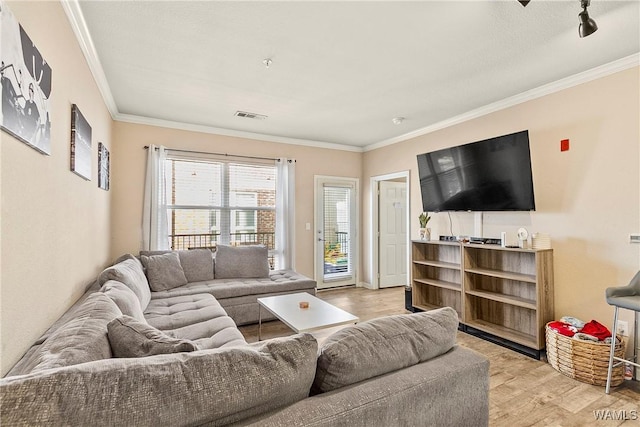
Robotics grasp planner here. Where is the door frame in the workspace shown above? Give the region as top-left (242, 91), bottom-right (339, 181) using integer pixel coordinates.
top-left (313, 175), bottom-right (360, 289)
top-left (370, 171), bottom-right (410, 290)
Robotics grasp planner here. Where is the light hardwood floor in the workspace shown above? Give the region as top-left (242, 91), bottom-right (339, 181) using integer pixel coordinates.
top-left (239, 286), bottom-right (640, 427)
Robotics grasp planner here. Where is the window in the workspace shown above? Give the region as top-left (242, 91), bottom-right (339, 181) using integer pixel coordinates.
top-left (165, 157), bottom-right (277, 267)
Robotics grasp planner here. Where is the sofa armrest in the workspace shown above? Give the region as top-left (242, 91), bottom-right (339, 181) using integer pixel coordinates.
top-left (239, 345), bottom-right (489, 427)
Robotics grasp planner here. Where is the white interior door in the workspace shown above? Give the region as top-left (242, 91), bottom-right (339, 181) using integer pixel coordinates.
top-left (378, 181), bottom-right (407, 288)
top-left (315, 177), bottom-right (357, 289)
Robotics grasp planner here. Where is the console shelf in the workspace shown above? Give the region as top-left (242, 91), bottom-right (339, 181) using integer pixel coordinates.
top-left (464, 289), bottom-right (536, 310)
top-left (413, 259), bottom-right (460, 270)
top-left (411, 240), bottom-right (554, 353)
top-left (465, 267), bottom-right (537, 283)
top-left (413, 278), bottom-right (461, 292)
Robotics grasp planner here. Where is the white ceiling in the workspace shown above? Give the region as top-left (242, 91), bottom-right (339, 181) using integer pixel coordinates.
top-left (71, 1), bottom-right (640, 151)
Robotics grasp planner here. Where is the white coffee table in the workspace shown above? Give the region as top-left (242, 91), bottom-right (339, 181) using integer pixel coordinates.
top-left (257, 292), bottom-right (359, 340)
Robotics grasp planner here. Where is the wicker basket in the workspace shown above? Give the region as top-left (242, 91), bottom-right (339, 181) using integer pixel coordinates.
top-left (545, 323), bottom-right (626, 387)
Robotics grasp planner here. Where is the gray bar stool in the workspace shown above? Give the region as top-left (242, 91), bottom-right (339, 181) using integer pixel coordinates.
top-left (605, 271), bottom-right (640, 394)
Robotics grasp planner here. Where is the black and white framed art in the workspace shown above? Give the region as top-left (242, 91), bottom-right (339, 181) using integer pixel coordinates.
top-left (70, 104), bottom-right (91, 180)
top-left (98, 142), bottom-right (110, 190)
top-left (0, 2), bottom-right (52, 154)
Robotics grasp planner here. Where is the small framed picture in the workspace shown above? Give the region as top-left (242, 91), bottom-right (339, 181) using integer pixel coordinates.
top-left (70, 104), bottom-right (91, 180)
top-left (98, 142), bottom-right (109, 191)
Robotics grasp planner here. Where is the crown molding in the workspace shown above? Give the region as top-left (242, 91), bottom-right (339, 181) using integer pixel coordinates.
top-left (115, 113), bottom-right (364, 153)
top-left (61, 0), bottom-right (118, 118)
top-left (364, 53), bottom-right (639, 152)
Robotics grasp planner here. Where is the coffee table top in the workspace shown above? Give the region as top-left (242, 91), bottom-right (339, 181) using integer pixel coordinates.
top-left (257, 292), bottom-right (359, 333)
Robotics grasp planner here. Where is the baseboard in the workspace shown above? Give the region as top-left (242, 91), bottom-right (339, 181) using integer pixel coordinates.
top-left (359, 281), bottom-right (375, 290)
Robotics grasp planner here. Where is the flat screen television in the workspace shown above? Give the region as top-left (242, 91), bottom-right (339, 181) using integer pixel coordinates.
top-left (417, 130), bottom-right (535, 212)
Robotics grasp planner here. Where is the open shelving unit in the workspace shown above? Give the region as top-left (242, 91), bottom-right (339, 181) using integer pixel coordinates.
top-left (411, 240), bottom-right (554, 356)
top-left (411, 241), bottom-right (462, 318)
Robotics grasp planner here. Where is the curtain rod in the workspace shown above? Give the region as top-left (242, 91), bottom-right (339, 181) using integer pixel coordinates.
top-left (143, 146), bottom-right (278, 162)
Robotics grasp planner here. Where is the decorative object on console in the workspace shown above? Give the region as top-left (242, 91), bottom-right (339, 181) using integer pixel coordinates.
top-left (418, 212), bottom-right (431, 240)
top-left (70, 104), bottom-right (92, 180)
top-left (517, 227), bottom-right (529, 248)
top-left (532, 233), bottom-right (552, 249)
top-left (0, 2), bottom-right (52, 155)
top-left (501, 231), bottom-right (518, 248)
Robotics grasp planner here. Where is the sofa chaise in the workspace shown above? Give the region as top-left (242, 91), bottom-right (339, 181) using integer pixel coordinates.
top-left (1, 245), bottom-right (490, 426)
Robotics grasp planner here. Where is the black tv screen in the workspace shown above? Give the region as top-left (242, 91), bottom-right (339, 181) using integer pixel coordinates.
top-left (417, 130), bottom-right (535, 212)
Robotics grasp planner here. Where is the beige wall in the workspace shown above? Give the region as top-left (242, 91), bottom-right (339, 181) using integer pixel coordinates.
top-left (0, 2), bottom-right (113, 375)
top-left (110, 122), bottom-right (362, 279)
top-left (363, 67), bottom-right (640, 330)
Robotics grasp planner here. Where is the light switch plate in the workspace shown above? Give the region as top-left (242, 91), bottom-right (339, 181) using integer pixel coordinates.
top-left (630, 234), bottom-right (640, 244)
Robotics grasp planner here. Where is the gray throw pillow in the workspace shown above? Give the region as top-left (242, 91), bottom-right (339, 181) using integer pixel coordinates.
top-left (139, 250), bottom-right (214, 282)
top-left (101, 280), bottom-right (146, 322)
top-left (215, 244), bottom-right (269, 279)
top-left (312, 307), bottom-right (459, 393)
top-left (140, 252), bottom-right (188, 291)
top-left (98, 257), bottom-right (151, 308)
top-left (178, 249), bottom-right (214, 282)
top-left (108, 315), bottom-right (199, 358)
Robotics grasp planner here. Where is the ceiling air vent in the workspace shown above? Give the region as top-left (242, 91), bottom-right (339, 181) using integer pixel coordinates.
top-left (234, 111), bottom-right (268, 120)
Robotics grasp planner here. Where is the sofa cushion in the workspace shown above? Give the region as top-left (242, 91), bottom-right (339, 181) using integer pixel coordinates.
top-left (140, 252), bottom-right (189, 291)
top-left (0, 334), bottom-right (318, 426)
top-left (145, 294), bottom-right (246, 348)
top-left (13, 293), bottom-right (122, 375)
top-left (140, 249), bottom-right (214, 282)
top-left (312, 307), bottom-right (459, 393)
top-left (108, 315), bottom-right (199, 357)
top-left (101, 280), bottom-right (146, 322)
top-left (98, 257), bottom-right (151, 309)
top-left (215, 244), bottom-right (269, 279)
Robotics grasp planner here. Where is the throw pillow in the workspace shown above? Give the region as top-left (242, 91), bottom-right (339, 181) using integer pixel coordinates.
top-left (312, 306), bottom-right (459, 394)
top-left (214, 244), bottom-right (269, 279)
top-left (98, 257), bottom-right (151, 308)
top-left (140, 250), bottom-right (215, 282)
top-left (140, 252), bottom-right (188, 291)
top-left (107, 315), bottom-right (199, 358)
top-left (178, 249), bottom-right (215, 282)
top-left (101, 280), bottom-right (146, 322)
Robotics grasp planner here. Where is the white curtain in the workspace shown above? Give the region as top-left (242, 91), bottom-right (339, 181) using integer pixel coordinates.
top-left (142, 145), bottom-right (169, 250)
top-left (275, 158), bottom-right (296, 270)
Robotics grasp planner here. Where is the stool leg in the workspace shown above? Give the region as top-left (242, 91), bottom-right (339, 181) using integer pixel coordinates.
top-left (635, 310), bottom-right (638, 380)
top-left (605, 306), bottom-right (620, 394)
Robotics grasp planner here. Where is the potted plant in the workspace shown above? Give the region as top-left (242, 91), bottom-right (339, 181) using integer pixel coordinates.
top-left (418, 212), bottom-right (431, 240)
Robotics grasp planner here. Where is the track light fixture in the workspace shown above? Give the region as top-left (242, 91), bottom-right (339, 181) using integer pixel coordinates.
top-left (578, 0), bottom-right (598, 38)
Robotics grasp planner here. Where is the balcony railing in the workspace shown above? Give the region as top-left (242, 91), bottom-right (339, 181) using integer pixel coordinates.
top-left (169, 232), bottom-right (277, 269)
top-left (169, 232), bottom-right (276, 251)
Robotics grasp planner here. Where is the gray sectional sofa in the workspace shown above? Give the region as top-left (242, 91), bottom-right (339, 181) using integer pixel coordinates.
top-left (1, 245), bottom-right (490, 426)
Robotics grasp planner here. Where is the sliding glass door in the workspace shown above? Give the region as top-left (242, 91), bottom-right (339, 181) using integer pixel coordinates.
top-left (315, 177), bottom-right (357, 289)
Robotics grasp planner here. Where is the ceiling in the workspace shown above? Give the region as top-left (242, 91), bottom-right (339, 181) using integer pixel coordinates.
top-left (71, 1), bottom-right (640, 151)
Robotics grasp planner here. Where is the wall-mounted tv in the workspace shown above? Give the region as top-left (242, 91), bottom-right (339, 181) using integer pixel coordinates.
top-left (417, 130), bottom-right (535, 212)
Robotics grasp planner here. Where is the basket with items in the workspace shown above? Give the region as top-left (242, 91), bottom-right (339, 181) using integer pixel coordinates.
top-left (545, 316), bottom-right (626, 386)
